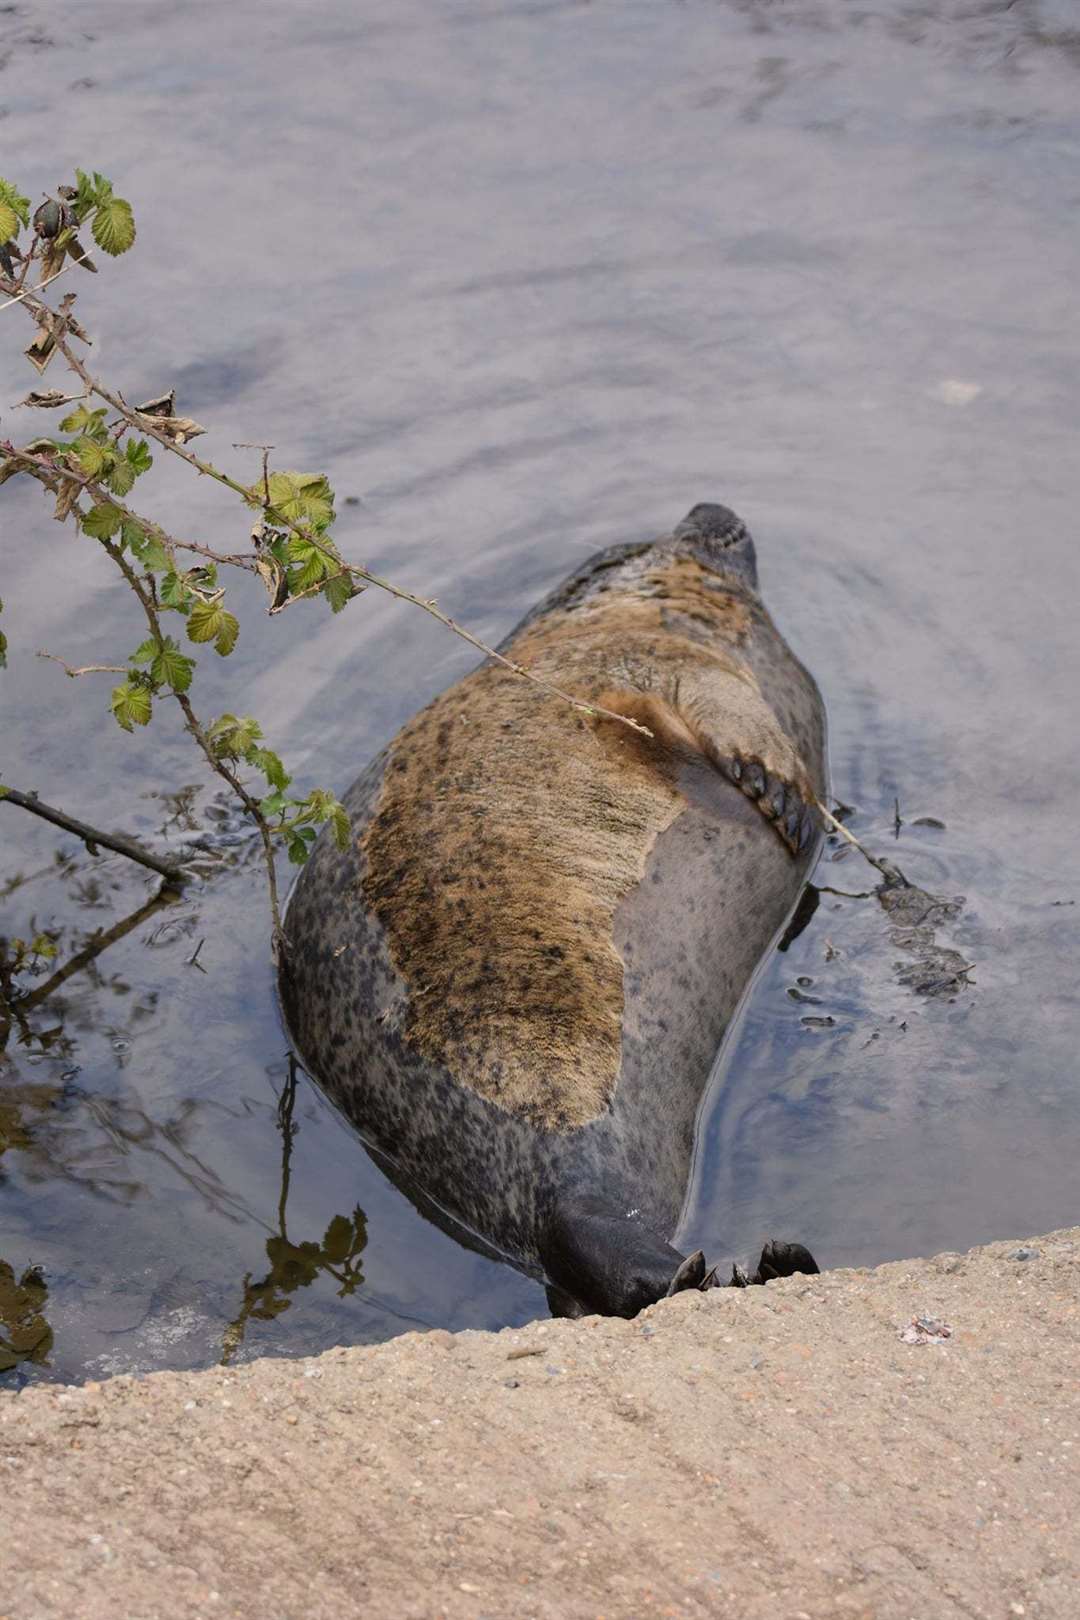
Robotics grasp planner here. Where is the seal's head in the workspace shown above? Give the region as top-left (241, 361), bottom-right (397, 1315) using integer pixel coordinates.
top-left (672, 502), bottom-right (759, 591)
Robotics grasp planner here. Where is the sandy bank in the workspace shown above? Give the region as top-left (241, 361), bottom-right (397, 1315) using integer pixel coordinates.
top-left (3, 1228), bottom-right (1078, 1619)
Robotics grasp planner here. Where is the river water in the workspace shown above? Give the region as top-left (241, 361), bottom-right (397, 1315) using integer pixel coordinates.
top-left (2, 0), bottom-right (1078, 1383)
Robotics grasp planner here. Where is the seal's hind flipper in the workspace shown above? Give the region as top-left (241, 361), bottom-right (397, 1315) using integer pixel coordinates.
top-left (665, 1249), bottom-right (708, 1296)
top-left (730, 1239), bottom-right (820, 1288)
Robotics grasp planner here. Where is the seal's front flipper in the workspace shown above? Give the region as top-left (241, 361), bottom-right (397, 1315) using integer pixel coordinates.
top-left (662, 666), bottom-right (819, 858)
top-left (730, 1239), bottom-right (820, 1288)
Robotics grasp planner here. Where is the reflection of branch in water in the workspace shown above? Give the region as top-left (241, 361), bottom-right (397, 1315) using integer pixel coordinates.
top-left (0, 881), bottom-right (180, 1052)
top-left (813, 800), bottom-right (972, 1000)
top-left (0, 1260), bottom-right (53, 1374)
top-left (222, 1058), bottom-right (369, 1364)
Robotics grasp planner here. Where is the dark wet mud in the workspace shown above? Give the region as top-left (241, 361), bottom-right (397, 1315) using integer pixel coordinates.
top-left (2, 0), bottom-right (1078, 1382)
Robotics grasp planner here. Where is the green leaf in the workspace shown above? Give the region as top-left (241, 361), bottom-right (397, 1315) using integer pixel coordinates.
top-left (127, 528), bottom-right (171, 573)
top-left (266, 471), bottom-right (334, 530)
top-left (105, 457), bottom-right (136, 497)
top-left (322, 572), bottom-right (358, 613)
top-left (330, 802), bottom-right (351, 851)
top-left (186, 598), bottom-right (225, 644)
top-left (60, 405), bottom-right (108, 439)
top-left (0, 179), bottom-right (31, 229)
top-left (151, 637), bottom-right (196, 694)
top-left (72, 438), bottom-right (114, 478)
top-left (0, 201), bottom-right (20, 245)
top-left (130, 638), bottom-right (158, 666)
top-left (160, 570), bottom-right (192, 611)
top-left (285, 829), bottom-right (316, 865)
top-left (213, 610), bottom-right (239, 658)
top-left (249, 747), bottom-right (290, 791)
top-left (73, 170), bottom-right (97, 222)
top-left (81, 501), bottom-right (122, 539)
top-left (125, 438), bottom-right (153, 474)
top-left (207, 713), bottom-right (263, 760)
top-left (110, 679), bottom-right (152, 732)
top-left (259, 790), bottom-right (287, 819)
top-left (91, 196), bottom-right (135, 255)
top-left (291, 550), bottom-right (329, 592)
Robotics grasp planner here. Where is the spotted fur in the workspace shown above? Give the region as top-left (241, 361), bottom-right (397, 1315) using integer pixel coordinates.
top-left (280, 504), bottom-right (828, 1311)
top-left (362, 555), bottom-right (814, 1131)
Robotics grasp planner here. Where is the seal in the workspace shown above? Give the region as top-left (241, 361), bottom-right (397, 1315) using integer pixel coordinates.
top-left (279, 503), bottom-right (827, 1317)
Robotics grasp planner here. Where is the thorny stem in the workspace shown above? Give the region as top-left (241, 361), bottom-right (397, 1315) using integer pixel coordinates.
top-left (97, 534), bottom-right (286, 948)
top-left (1, 273), bottom-right (651, 738)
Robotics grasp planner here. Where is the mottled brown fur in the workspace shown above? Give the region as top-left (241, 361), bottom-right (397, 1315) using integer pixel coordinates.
top-left (360, 554), bottom-right (812, 1132)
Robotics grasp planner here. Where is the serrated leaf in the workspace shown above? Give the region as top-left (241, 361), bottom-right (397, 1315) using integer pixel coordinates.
top-left (0, 202), bottom-right (20, 245)
top-left (259, 790), bottom-right (287, 819)
top-left (73, 170), bottom-right (97, 223)
top-left (105, 457), bottom-right (136, 497)
top-left (249, 747), bottom-right (290, 791)
top-left (91, 196), bottom-right (135, 255)
top-left (213, 611), bottom-right (239, 658)
top-left (285, 832), bottom-right (313, 865)
top-left (0, 179), bottom-right (31, 229)
top-left (110, 680), bottom-right (152, 732)
top-left (160, 570), bottom-right (191, 610)
top-left (207, 713), bottom-right (262, 760)
top-left (130, 638), bottom-right (158, 666)
top-left (331, 802), bottom-right (351, 851)
top-left (81, 501), bottom-right (122, 539)
top-left (291, 551), bottom-right (329, 592)
top-left (72, 438), bottom-right (113, 478)
top-left (186, 598), bottom-right (225, 645)
top-left (60, 405), bottom-right (108, 438)
top-left (266, 471), bottom-right (334, 530)
top-left (125, 438), bottom-right (152, 474)
top-left (151, 638), bottom-right (196, 693)
top-left (322, 571), bottom-right (359, 613)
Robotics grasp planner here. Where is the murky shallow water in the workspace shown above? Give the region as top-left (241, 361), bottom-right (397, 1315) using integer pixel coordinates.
top-left (2, 0), bottom-right (1078, 1384)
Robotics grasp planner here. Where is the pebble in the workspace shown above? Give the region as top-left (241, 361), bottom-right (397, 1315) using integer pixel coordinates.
top-left (1007, 1247), bottom-right (1040, 1262)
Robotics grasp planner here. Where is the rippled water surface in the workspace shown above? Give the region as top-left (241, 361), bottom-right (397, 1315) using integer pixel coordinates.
top-left (2, 0), bottom-right (1078, 1383)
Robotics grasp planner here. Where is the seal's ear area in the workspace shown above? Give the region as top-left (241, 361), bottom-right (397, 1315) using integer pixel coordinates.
top-left (541, 1196), bottom-right (691, 1318)
top-left (673, 502), bottom-right (759, 590)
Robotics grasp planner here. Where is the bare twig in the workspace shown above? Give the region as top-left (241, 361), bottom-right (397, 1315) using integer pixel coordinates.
top-left (814, 798), bottom-right (908, 887)
top-left (37, 650), bottom-right (126, 678)
top-left (0, 273), bottom-right (651, 737)
top-left (0, 262), bottom-right (72, 314)
top-left (0, 785), bottom-right (184, 881)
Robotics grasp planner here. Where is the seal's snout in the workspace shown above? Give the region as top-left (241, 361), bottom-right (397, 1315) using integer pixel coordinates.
top-left (674, 502), bottom-right (759, 588)
top-left (675, 502), bottom-right (745, 544)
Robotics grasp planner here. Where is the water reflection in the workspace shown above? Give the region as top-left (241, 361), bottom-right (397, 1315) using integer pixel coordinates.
top-left (222, 1063), bottom-right (369, 1364)
top-left (0, 1259), bottom-right (52, 1374)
